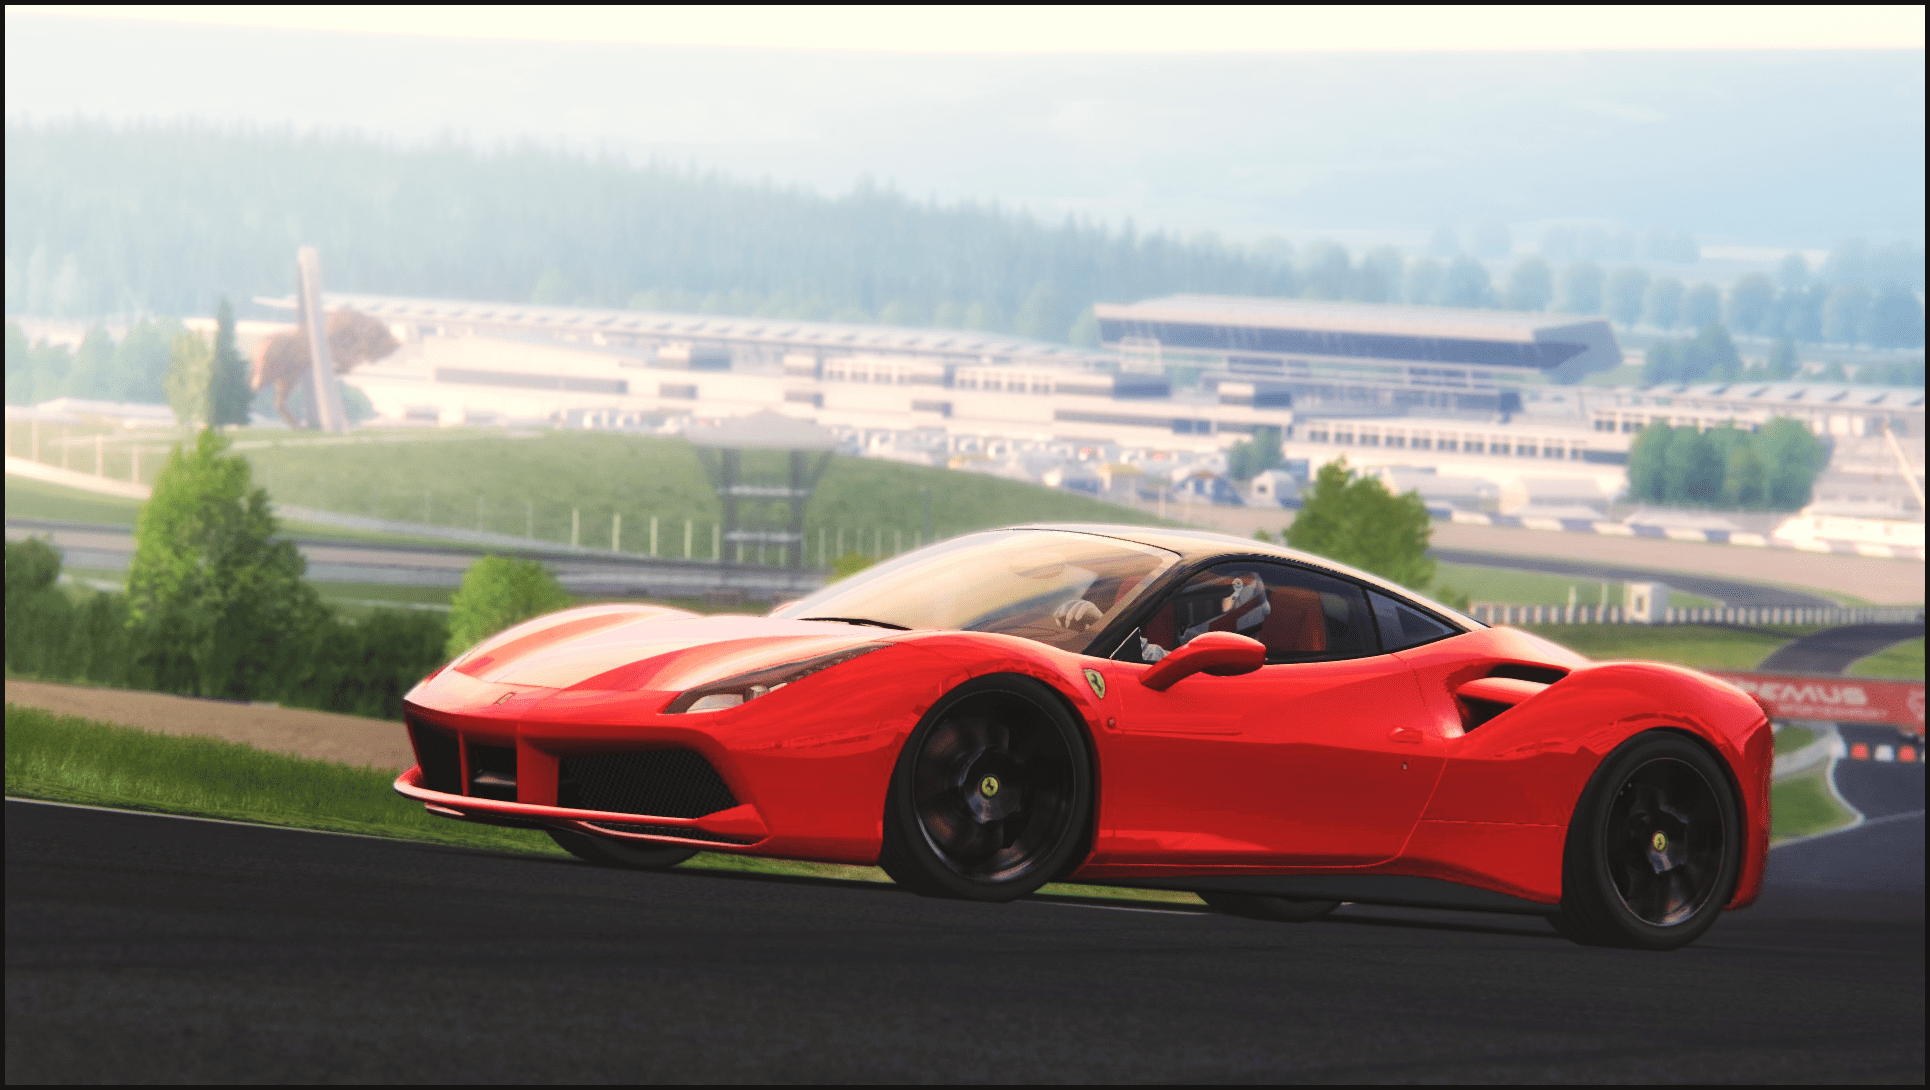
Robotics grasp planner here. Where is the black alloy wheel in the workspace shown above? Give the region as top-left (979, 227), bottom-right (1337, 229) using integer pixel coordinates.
top-left (1553, 731), bottom-right (1742, 950)
top-left (547, 827), bottom-right (698, 870)
top-left (880, 676), bottom-right (1093, 901)
top-left (1197, 891), bottom-right (1341, 923)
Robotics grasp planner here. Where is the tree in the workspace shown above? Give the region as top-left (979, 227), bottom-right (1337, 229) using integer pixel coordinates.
top-left (1821, 285), bottom-right (1872, 345)
top-left (1226, 427), bottom-right (1282, 482)
top-left (1643, 341), bottom-right (1683, 385)
top-left (1626, 424), bottom-right (1673, 502)
top-left (1298, 240), bottom-right (1351, 300)
top-left (1604, 266), bottom-right (1649, 327)
top-left (1643, 277), bottom-right (1685, 330)
top-left (1553, 261), bottom-right (1603, 314)
top-left (1688, 323), bottom-right (1742, 382)
top-left (111, 317), bottom-right (181, 404)
top-left (445, 555), bottom-right (573, 658)
top-left (1661, 427), bottom-right (1722, 504)
top-left (1440, 256), bottom-right (1492, 308)
top-left (1013, 281), bottom-right (1066, 342)
top-left (1867, 286), bottom-right (1925, 349)
top-left (163, 329), bottom-right (215, 427)
top-left (1471, 219), bottom-right (1511, 259)
top-left (1503, 257), bottom-right (1553, 312)
top-left (210, 298), bottom-right (253, 425)
top-left (1765, 338), bottom-right (1799, 379)
top-left (5, 537), bottom-right (72, 678)
top-left (1776, 252), bottom-right (1810, 293)
top-left (1682, 283), bottom-right (1722, 330)
top-left (1758, 419), bottom-right (1828, 509)
top-left (68, 325), bottom-right (117, 400)
top-left (1352, 247), bottom-right (1404, 303)
top-left (3, 322), bottom-right (27, 405)
top-left (1284, 459), bottom-right (1435, 590)
top-left (1725, 274), bottom-right (1775, 336)
top-left (127, 429), bottom-right (325, 698)
top-left (1065, 308), bottom-right (1099, 347)
top-left (1722, 434), bottom-right (1766, 508)
top-left (1402, 258), bottom-right (1445, 305)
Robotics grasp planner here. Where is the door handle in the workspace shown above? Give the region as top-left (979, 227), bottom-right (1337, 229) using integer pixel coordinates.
top-left (1389, 727), bottom-right (1423, 744)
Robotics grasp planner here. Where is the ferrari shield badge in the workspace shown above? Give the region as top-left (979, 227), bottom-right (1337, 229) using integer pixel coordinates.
top-left (1083, 669), bottom-right (1106, 699)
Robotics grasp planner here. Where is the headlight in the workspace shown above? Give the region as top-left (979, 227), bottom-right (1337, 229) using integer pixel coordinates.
top-left (664, 644), bottom-right (888, 714)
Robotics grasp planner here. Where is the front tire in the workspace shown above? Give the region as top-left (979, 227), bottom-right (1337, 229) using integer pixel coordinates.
top-left (879, 676), bottom-right (1093, 902)
top-left (1552, 732), bottom-right (1742, 950)
top-left (1198, 891), bottom-right (1340, 922)
top-left (547, 827), bottom-right (698, 870)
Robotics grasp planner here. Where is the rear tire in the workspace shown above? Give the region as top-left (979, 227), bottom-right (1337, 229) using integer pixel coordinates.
top-left (1198, 891), bottom-right (1340, 922)
top-left (547, 827), bottom-right (698, 870)
top-left (1552, 731), bottom-right (1741, 951)
top-left (879, 676), bottom-right (1093, 902)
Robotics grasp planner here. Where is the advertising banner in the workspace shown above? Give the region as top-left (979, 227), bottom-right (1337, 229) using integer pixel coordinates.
top-left (1710, 671), bottom-right (1926, 735)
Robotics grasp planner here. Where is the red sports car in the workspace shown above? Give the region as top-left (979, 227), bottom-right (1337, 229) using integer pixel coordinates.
top-left (396, 525), bottom-right (1770, 950)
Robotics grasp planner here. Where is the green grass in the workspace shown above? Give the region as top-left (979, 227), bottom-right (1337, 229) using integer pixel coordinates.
top-left (2, 704), bottom-right (1198, 905)
top-left (1846, 637), bottom-right (1924, 680)
top-left (239, 429), bottom-right (1159, 556)
top-left (1770, 764), bottom-right (1858, 842)
top-left (1773, 725), bottom-right (1817, 755)
top-left (1440, 562), bottom-right (1719, 610)
top-left (6, 473), bottom-right (517, 551)
top-left (1520, 623), bottom-right (1826, 670)
top-left (6, 476), bottom-right (147, 527)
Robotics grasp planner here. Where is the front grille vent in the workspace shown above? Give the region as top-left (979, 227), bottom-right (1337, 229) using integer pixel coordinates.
top-left (408, 718), bottom-right (461, 795)
top-left (559, 750), bottom-right (738, 818)
top-left (467, 743), bottom-right (518, 801)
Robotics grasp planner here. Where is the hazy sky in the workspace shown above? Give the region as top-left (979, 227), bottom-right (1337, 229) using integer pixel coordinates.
top-left (7, 8), bottom-right (1924, 246)
top-left (16, 5), bottom-right (1924, 52)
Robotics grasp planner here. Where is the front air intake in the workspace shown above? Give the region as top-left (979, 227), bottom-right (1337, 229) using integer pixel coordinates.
top-left (558, 750), bottom-right (739, 819)
top-left (407, 718), bottom-right (461, 795)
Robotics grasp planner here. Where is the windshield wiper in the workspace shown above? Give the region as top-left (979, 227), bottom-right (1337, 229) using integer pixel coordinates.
top-left (801, 616), bottom-right (910, 630)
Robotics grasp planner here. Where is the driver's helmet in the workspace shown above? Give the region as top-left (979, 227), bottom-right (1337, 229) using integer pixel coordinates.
top-left (1177, 570), bottom-right (1271, 645)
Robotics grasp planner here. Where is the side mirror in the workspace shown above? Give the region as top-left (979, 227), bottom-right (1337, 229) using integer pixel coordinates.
top-left (1139, 631), bottom-right (1267, 692)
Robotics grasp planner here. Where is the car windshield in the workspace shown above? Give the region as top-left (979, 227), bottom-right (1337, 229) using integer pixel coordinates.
top-left (770, 530), bottom-right (1178, 653)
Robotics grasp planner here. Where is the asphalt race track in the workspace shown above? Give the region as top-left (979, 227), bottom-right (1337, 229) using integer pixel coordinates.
top-left (6, 799), bottom-right (1921, 1084)
top-left (1431, 548), bottom-right (1838, 608)
top-left (1758, 624), bottom-right (1928, 674)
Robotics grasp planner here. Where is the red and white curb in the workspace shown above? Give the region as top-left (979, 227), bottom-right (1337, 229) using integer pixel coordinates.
top-left (1829, 739), bottom-right (1922, 764)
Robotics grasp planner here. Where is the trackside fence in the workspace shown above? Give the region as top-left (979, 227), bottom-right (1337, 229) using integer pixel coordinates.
top-left (1469, 604), bottom-right (1927, 627)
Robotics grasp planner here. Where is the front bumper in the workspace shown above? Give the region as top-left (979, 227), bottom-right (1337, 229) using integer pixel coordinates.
top-left (393, 765), bottom-right (772, 848)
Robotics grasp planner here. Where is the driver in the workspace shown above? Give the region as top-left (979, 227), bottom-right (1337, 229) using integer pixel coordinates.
top-left (1138, 570), bottom-right (1271, 662)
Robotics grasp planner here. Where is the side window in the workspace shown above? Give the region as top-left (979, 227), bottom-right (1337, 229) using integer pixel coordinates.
top-left (1122, 562), bottom-right (1376, 664)
top-left (1369, 590), bottom-right (1457, 651)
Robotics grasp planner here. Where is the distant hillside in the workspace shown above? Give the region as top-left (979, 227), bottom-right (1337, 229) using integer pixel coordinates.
top-left (4, 122), bottom-right (1294, 341)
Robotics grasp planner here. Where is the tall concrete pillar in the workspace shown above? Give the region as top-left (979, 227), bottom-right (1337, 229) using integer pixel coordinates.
top-left (296, 247), bottom-right (349, 433)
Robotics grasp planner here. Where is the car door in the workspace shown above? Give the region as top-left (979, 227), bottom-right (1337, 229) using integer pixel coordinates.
top-left (1092, 561), bottom-right (1446, 868)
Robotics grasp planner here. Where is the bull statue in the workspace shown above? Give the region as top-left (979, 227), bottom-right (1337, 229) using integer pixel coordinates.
top-left (251, 309), bottom-right (401, 429)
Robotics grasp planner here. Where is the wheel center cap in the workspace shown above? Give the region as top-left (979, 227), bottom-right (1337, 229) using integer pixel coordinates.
top-left (980, 775), bottom-right (1001, 798)
top-left (1651, 831), bottom-right (1668, 853)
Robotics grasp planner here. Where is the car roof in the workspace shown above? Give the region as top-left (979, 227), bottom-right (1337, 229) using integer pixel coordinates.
top-left (1005, 522), bottom-right (1484, 630)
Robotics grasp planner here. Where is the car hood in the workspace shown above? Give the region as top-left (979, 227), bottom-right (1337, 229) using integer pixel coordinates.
top-left (452, 608), bottom-right (899, 693)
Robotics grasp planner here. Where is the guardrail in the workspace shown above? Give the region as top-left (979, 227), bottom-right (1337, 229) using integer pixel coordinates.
top-left (1470, 603), bottom-right (1926, 626)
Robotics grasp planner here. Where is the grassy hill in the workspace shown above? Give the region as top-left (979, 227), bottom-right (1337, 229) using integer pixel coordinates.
top-left (234, 429), bottom-right (1158, 560)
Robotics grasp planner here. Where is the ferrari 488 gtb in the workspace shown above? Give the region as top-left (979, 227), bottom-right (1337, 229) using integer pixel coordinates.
top-left (397, 525), bottom-right (1771, 949)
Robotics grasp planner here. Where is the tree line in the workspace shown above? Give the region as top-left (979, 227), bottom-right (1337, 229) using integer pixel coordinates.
top-left (1624, 419), bottom-right (1828, 511)
top-left (3, 430), bottom-right (574, 719)
top-left (10, 121), bottom-right (1921, 361)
